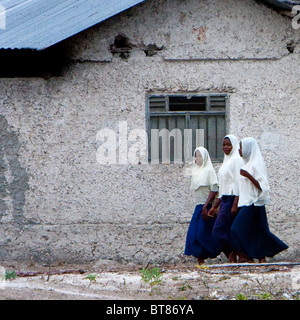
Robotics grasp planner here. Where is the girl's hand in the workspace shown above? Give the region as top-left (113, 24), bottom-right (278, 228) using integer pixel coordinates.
top-left (231, 204), bottom-right (238, 216)
top-left (231, 196), bottom-right (239, 216)
top-left (207, 207), bottom-right (217, 218)
top-left (201, 206), bottom-right (209, 220)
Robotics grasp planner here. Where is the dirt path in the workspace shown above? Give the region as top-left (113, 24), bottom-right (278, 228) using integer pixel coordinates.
top-left (1, 262), bottom-right (299, 300)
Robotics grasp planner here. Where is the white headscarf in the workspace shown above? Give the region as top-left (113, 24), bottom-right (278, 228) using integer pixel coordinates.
top-left (190, 147), bottom-right (218, 190)
top-left (238, 137), bottom-right (270, 206)
top-left (222, 134), bottom-right (240, 163)
top-left (218, 134), bottom-right (243, 196)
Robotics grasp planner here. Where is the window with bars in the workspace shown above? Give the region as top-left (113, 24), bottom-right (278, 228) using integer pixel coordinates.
top-left (147, 94), bottom-right (227, 164)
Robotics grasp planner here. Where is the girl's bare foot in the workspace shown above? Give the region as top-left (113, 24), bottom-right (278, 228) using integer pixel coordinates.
top-left (238, 252), bottom-right (254, 263)
top-left (228, 252), bottom-right (237, 263)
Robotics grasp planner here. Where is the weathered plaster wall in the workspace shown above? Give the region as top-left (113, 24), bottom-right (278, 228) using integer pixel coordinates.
top-left (0, 0), bottom-right (299, 265)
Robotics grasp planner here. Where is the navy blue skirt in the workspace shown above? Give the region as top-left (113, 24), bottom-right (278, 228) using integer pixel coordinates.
top-left (231, 205), bottom-right (288, 259)
top-left (212, 195), bottom-right (236, 256)
top-left (185, 204), bottom-right (220, 259)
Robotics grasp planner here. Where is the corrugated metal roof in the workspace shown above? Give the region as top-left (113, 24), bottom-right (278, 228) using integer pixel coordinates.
top-left (0, 0), bottom-right (145, 50)
top-left (0, 0), bottom-right (298, 50)
top-left (261, 0), bottom-right (300, 10)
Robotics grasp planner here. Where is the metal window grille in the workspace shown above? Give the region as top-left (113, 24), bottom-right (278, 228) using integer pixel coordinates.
top-left (147, 94), bottom-right (227, 164)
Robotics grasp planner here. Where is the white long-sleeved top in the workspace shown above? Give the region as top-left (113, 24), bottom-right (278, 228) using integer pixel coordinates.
top-left (195, 183), bottom-right (218, 205)
top-left (217, 134), bottom-right (243, 198)
top-left (237, 137), bottom-right (270, 207)
top-left (218, 156), bottom-right (243, 197)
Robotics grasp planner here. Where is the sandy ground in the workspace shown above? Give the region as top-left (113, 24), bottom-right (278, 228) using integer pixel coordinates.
top-left (0, 261), bottom-right (299, 300)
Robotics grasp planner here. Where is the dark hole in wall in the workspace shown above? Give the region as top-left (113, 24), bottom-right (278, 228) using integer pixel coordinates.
top-left (110, 34), bottom-right (132, 59)
top-left (0, 42), bottom-right (70, 78)
top-left (143, 44), bottom-right (164, 57)
top-left (114, 34), bottom-right (131, 48)
top-left (286, 41), bottom-right (295, 53)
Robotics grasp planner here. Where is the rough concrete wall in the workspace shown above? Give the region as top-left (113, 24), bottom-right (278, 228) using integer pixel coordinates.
top-left (68, 0), bottom-right (299, 61)
top-left (0, 0), bottom-right (299, 265)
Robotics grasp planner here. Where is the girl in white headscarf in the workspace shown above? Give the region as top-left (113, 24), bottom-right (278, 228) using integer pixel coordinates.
top-left (208, 134), bottom-right (243, 262)
top-left (184, 147), bottom-right (220, 265)
top-left (231, 137), bottom-right (288, 262)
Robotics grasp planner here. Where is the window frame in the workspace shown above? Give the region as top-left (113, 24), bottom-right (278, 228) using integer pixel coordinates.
top-left (146, 92), bottom-right (228, 164)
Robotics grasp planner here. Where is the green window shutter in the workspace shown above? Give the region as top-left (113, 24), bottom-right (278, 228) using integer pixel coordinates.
top-left (148, 94), bottom-right (226, 163)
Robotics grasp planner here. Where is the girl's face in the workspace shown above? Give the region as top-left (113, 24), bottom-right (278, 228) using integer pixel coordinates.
top-left (195, 150), bottom-right (203, 166)
top-left (239, 142), bottom-right (243, 157)
top-left (223, 138), bottom-right (232, 156)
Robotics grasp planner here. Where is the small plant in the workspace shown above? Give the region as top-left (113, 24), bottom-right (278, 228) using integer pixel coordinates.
top-left (255, 292), bottom-right (272, 300)
top-left (236, 293), bottom-right (248, 300)
top-left (84, 273), bottom-right (97, 283)
top-left (178, 284), bottom-right (192, 291)
top-left (140, 267), bottom-right (162, 287)
top-left (5, 271), bottom-right (16, 280)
